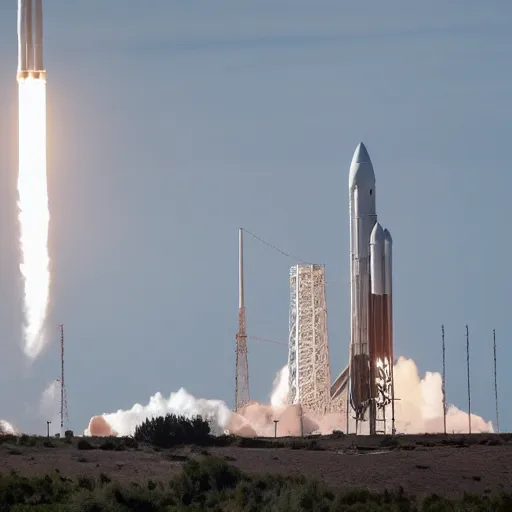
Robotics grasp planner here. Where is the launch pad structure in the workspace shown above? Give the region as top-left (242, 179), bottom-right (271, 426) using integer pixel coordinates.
top-left (288, 264), bottom-right (331, 416)
top-left (233, 144), bottom-right (395, 435)
top-left (235, 229), bottom-right (250, 412)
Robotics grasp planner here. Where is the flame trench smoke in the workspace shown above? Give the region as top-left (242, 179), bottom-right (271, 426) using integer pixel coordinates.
top-left (86, 357), bottom-right (494, 437)
top-left (18, 76), bottom-right (50, 359)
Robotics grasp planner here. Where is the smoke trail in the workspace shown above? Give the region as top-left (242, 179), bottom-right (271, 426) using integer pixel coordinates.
top-left (86, 357), bottom-right (493, 437)
top-left (18, 76), bottom-right (50, 359)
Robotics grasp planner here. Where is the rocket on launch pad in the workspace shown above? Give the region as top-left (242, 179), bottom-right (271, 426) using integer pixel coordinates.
top-left (348, 142), bottom-right (394, 435)
top-left (17, 0), bottom-right (45, 81)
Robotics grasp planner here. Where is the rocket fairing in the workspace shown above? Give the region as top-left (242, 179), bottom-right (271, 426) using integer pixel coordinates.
top-left (17, 0), bottom-right (45, 81)
top-left (348, 142), bottom-right (394, 433)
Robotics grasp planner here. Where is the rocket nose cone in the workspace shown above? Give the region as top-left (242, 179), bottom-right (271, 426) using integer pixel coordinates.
top-left (349, 142), bottom-right (375, 189)
top-left (370, 222), bottom-right (385, 244)
top-left (383, 228), bottom-right (393, 244)
top-left (352, 142), bottom-right (371, 165)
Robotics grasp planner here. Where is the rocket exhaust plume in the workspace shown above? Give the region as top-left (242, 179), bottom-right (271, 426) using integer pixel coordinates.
top-left (17, 0), bottom-right (50, 359)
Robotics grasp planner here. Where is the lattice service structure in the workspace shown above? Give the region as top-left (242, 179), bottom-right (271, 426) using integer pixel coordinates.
top-left (235, 228), bottom-right (250, 412)
top-left (287, 264), bottom-right (332, 416)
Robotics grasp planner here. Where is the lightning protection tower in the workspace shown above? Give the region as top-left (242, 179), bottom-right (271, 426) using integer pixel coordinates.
top-left (235, 229), bottom-right (250, 411)
top-left (288, 264), bottom-right (331, 416)
top-left (57, 324), bottom-right (69, 435)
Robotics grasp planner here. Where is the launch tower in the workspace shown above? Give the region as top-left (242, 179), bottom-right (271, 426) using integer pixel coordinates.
top-left (235, 229), bottom-right (250, 411)
top-left (288, 264), bottom-right (331, 416)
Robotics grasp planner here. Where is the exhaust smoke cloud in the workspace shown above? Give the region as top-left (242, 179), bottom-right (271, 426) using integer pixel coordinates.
top-left (0, 420), bottom-right (19, 435)
top-left (86, 356), bottom-right (493, 437)
top-left (39, 379), bottom-right (61, 431)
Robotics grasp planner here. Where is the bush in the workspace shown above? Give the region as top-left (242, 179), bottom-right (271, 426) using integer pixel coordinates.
top-left (99, 439), bottom-right (117, 451)
top-left (123, 436), bottom-right (139, 449)
top-left (17, 435), bottom-right (36, 447)
top-left (0, 434), bottom-right (17, 445)
top-left (0, 457), bottom-right (510, 509)
top-left (379, 435), bottom-right (399, 448)
top-left (134, 414), bottom-right (211, 448)
top-left (289, 439), bottom-right (324, 451)
top-left (77, 439), bottom-right (94, 450)
top-left (99, 437), bottom-right (136, 451)
top-left (233, 437), bottom-right (283, 449)
top-left (170, 456), bottom-right (242, 506)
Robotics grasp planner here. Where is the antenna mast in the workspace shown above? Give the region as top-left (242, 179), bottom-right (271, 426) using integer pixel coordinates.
top-left (235, 228), bottom-right (250, 411)
top-left (466, 324), bottom-right (471, 434)
top-left (493, 329), bottom-right (499, 433)
top-left (442, 324), bottom-right (446, 435)
top-left (59, 324), bottom-right (69, 434)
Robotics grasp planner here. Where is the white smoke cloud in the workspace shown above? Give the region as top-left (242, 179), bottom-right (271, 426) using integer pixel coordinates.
top-left (85, 356), bottom-right (494, 437)
top-left (39, 380), bottom-right (61, 434)
top-left (270, 365), bottom-right (289, 407)
top-left (86, 389), bottom-right (232, 437)
top-left (393, 357), bottom-right (494, 434)
top-left (0, 420), bottom-right (19, 435)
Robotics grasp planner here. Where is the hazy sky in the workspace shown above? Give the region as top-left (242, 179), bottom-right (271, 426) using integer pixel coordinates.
top-left (0, 1), bottom-right (511, 434)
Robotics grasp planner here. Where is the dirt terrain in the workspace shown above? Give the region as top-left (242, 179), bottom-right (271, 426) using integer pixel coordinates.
top-left (1, 433), bottom-right (511, 498)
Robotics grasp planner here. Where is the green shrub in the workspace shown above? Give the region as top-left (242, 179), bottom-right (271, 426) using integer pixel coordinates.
top-left (97, 436), bottom-right (137, 451)
top-left (17, 435), bottom-right (36, 447)
top-left (77, 439), bottom-right (94, 450)
top-left (3, 444), bottom-right (22, 455)
top-left (99, 439), bottom-right (116, 451)
top-left (379, 435), bottom-right (399, 448)
top-left (134, 414), bottom-right (211, 448)
top-left (170, 456), bottom-right (242, 506)
top-left (0, 457), bottom-right (510, 509)
top-left (122, 436), bottom-right (139, 449)
top-left (0, 435), bottom-right (18, 445)
top-left (234, 437), bottom-right (283, 449)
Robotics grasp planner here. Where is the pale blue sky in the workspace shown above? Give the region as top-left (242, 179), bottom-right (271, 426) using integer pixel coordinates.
top-left (0, 1), bottom-right (510, 434)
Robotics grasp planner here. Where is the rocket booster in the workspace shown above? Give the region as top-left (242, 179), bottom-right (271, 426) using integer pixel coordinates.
top-left (370, 222), bottom-right (386, 364)
top-left (17, 0), bottom-right (45, 80)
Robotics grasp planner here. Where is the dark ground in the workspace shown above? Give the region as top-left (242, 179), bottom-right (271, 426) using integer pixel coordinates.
top-left (1, 433), bottom-right (511, 498)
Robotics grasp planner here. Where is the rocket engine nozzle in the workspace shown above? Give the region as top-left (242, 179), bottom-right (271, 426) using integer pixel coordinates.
top-left (17, 0), bottom-right (44, 76)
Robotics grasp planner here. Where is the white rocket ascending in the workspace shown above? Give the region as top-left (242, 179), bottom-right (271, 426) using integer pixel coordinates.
top-left (17, 0), bottom-right (45, 80)
top-left (348, 142), bottom-right (394, 435)
top-left (16, 0), bottom-right (51, 359)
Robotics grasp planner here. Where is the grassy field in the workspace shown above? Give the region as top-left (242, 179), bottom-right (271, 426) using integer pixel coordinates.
top-left (0, 432), bottom-right (511, 510)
